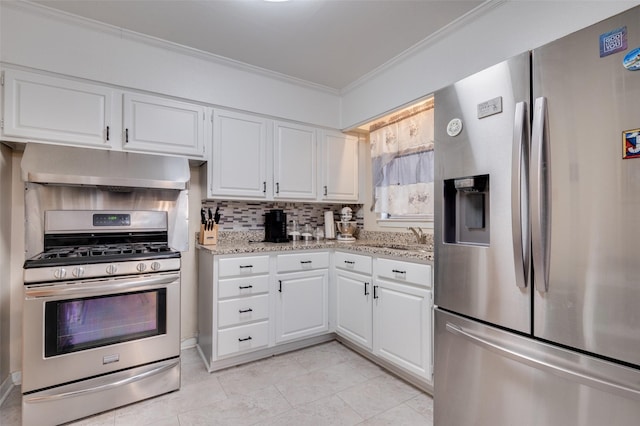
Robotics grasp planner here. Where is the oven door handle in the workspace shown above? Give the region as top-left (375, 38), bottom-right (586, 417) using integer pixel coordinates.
top-left (25, 273), bottom-right (180, 299)
top-left (23, 358), bottom-right (179, 403)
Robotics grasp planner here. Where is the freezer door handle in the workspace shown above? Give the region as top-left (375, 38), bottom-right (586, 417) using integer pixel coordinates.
top-left (531, 97), bottom-right (550, 292)
top-left (511, 101), bottom-right (530, 289)
top-left (446, 322), bottom-right (640, 402)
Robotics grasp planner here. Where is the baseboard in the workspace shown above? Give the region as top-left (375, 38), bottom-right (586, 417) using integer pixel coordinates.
top-left (0, 374), bottom-right (15, 408)
top-left (180, 337), bottom-right (197, 350)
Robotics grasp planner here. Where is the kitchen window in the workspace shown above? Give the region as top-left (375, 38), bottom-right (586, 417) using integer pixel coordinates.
top-left (370, 98), bottom-right (434, 225)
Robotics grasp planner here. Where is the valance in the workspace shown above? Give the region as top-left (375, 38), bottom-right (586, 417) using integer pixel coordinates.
top-left (370, 101), bottom-right (434, 218)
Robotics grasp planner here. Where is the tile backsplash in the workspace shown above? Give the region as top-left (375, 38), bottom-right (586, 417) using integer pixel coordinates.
top-left (201, 200), bottom-right (363, 232)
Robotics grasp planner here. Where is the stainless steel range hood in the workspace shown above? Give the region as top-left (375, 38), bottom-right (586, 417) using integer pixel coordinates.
top-left (21, 143), bottom-right (190, 190)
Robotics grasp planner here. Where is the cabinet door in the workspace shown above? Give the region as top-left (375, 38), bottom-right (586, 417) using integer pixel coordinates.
top-left (210, 109), bottom-right (269, 199)
top-left (336, 271), bottom-right (373, 349)
top-left (123, 92), bottom-right (205, 157)
top-left (320, 131), bottom-right (359, 201)
top-left (373, 279), bottom-right (432, 379)
top-left (2, 69), bottom-right (113, 148)
top-left (273, 121), bottom-right (317, 200)
top-left (275, 270), bottom-right (328, 343)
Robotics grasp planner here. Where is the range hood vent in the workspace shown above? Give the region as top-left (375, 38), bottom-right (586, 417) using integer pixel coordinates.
top-left (21, 144), bottom-right (190, 190)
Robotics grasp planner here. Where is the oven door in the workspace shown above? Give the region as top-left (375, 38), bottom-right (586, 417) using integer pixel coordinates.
top-left (22, 271), bottom-right (180, 393)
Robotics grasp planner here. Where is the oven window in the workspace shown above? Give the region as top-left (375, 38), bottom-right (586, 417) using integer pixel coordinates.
top-left (44, 289), bottom-right (167, 357)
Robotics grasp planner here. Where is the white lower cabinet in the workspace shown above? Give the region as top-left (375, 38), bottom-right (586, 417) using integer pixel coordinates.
top-left (198, 249), bottom-right (432, 385)
top-left (335, 253), bottom-right (433, 383)
top-left (335, 270), bottom-right (373, 349)
top-left (197, 251), bottom-right (272, 368)
top-left (373, 278), bottom-right (432, 380)
top-left (275, 252), bottom-right (329, 343)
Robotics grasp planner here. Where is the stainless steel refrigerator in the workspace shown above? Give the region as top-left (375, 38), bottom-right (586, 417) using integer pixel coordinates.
top-left (434, 6), bottom-right (640, 425)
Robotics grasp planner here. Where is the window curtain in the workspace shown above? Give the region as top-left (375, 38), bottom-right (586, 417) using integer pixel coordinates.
top-left (370, 103), bottom-right (434, 218)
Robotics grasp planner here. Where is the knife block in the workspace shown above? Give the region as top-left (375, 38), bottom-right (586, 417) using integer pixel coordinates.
top-left (199, 224), bottom-right (218, 245)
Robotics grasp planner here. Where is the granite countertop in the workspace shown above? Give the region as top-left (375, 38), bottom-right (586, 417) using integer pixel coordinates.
top-left (197, 238), bottom-right (433, 262)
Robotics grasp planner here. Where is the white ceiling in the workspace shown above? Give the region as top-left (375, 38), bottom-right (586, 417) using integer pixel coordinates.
top-left (31, 0), bottom-right (484, 91)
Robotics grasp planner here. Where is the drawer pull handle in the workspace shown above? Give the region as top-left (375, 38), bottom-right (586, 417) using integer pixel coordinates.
top-left (238, 336), bottom-right (252, 342)
top-left (239, 308), bottom-right (253, 313)
top-left (300, 260), bottom-right (312, 264)
top-left (364, 282), bottom-right (369, 296)
top-left (239, 265), bottom-right (253, 269)
top-left (344, 260), bottom-right (355, 265)
top-left (279, 280), bottom-right (282, 293)
top-left (373, 285), bottom-right (379, 299)
top-left (392, 269), bottom-right (407, 274)
top-left (238, 285), bottom-right (253, 289)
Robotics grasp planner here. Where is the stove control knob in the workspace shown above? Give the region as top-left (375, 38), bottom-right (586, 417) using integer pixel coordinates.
top-left (151, 262), bottom-right (161, 271)
top-left (72, 267), bottom-right (85, 278)
top-left (54, 268), bottom-right (67, 279)
top-left (106, 264), bottom-right (118, 275)
top-left (136, 263), bottom-right (147, 272)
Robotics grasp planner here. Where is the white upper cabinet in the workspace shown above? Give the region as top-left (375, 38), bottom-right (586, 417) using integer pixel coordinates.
top-left (208, 109), bottom-right (270, 200)
top-left (2, 69), bottom-right (114, 148)
top-left (122, 92), bottom-right (206, 158)
top-left (319, 131), bottom-right (359, 202)
top-left (273, 121), bottom-right (317, 200)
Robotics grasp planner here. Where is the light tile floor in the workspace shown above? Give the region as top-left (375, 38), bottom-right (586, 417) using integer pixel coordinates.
top-left (0, 340), bottom-right (433, 425)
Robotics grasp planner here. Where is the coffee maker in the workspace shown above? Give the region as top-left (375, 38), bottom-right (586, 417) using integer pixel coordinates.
top-left (264, 209), bottom-right (288, 243)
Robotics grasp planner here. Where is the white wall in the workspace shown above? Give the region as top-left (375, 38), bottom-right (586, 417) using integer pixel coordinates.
top-left (0, 1), bottom-right (341, 129)
top-left (8, 150), bottom-right (23, 384)
top-left (0, 145), bottom-right (12, 399)
top-left (341, 1), bottom-right (640, 130)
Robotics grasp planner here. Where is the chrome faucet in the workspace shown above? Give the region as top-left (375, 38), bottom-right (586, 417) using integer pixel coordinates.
top-left (408, 227), bottom-right (427, 244)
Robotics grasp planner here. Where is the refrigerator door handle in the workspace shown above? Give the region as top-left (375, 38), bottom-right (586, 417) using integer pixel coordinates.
top-left (445, 322), bottom-right (640, 402)
top-left (531, 97), bottom-right (550, 292)
top-left (511, 101), bottom-right (530, 289)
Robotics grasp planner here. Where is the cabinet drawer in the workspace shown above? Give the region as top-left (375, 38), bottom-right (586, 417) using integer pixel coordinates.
top-left (335, 251), bottom-right (372, 275)
top-left (218, 275), bottom-right (270, 299)
top-left (217, 321), bottom-right (269, 357)
top-left (375, 258), bottom-right (432, 288)
top-left (276, 252), bottom-right (329, 273)
top-left (218, 256), bottom-right (270, 277)
top-left (218, 294), bottom-right (269, 328)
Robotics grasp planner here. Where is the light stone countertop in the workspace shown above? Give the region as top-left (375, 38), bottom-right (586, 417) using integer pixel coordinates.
top-left (197, 238), bottom-right (433, 263)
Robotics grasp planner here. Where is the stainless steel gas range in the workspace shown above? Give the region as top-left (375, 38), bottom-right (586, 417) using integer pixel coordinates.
top-left (22, 210), bottom-right (182, 425)
top-left (19, 143), bottom-right (190, 425)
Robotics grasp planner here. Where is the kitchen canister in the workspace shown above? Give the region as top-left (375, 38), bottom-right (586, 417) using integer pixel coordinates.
top-left (324, 211), bottom-right (336, 239)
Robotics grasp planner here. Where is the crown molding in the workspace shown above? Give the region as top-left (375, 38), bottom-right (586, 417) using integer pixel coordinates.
top-left (8, 1), bottom-right (341, 95)
top-left (340, 0), bottom-right (506, 96)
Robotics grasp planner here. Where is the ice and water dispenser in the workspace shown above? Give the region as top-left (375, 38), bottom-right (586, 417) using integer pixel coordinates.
top-left (443, 174), bottom-right (490, 246)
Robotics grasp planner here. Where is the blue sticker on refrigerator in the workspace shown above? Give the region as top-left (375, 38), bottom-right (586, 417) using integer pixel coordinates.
top-left (623, 128), bottom-right (640, 159)
top-left (623, 47), bottom-right (640, 71)
top-left (599, 26), bottom-right (627, 57)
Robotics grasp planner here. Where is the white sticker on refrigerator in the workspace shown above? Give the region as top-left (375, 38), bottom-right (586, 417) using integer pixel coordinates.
top-left (477, 96), bottom-right (503, 119)
top-left (447, 118), bottom-right (463, 137)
